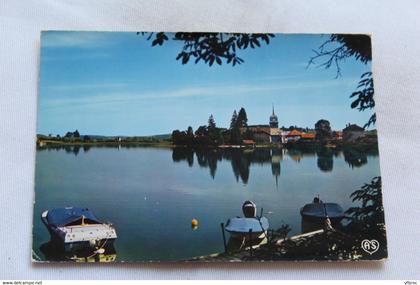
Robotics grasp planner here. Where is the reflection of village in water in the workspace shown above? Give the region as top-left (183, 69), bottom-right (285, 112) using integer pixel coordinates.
top-left (171, 146), bottom-right (375, 185)
top-left (38, 145), bottom-right (376, 187)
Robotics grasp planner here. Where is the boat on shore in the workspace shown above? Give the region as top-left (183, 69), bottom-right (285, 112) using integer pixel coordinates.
top-left (225, 201), bottom-right (269, 240)
top-left (39, 241), bottom-right (117, 263)
top-left (41, 207), bottom-right (117, 252)
top-left (300, 196), bottom-right (344, 222)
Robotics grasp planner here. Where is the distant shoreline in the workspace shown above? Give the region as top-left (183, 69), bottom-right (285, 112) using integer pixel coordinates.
top-left (36, 138), bottom-right (378, 152)
top-left (36, 137), bottom-right (283, 149)
top-left (37, 139), bottom-right (173, 148)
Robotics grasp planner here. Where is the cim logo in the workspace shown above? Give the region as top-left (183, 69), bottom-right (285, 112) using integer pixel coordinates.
top-left (361, 239), bottom-right (380, 255)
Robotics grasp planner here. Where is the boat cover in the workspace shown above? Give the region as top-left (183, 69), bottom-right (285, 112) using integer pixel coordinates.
top-left (47, 207), bottom-right (102, 227)
top-left (242, 200), bottom-right (257, 218)
top-left (300, 203), bottom-right (344, 219)
top-left (225, 217), bottom-right (269, 233)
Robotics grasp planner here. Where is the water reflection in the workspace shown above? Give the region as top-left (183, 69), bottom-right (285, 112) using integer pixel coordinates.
top-left (37, 145), bottom-right (378, 184)
top-left (34, 144), bottom-right (383, 261)
top-left (271, 149), bottom-right (281, 188)
top-left (36, 144), bottom-right (129, 156)
top-left (172, 147), bottom-right (194, 167)
top-left (38, 144), bottom-right (378, 185)
top-left (343, 148), bottom-right (368, 168)
top-left (316, 148), bottom-right (334, 172)
top-left (171, 146), bottom-right (377, 184)
top-left (172, 147), bottom-right (282, 184)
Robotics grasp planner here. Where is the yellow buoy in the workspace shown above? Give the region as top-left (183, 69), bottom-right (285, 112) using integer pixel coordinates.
top-left (191, 218), bottom-right (199, 228)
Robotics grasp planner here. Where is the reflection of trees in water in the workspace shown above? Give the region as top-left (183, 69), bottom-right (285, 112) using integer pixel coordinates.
top-left (172, 148), bottom-right (278, 183)
top-left (252, 176), bottom-right (386, 261)
top-left (38, 145), bottom-right (378, 186)
top-left (37, 144), bottom-right (122, 156)
top-left (36, 145), bottom-right (82, 156)
top-left (169, 146), bottom-right (380, 183)
top-left (172, 148), bottom-right (194, 167)
top-left (38, 145), bottom-right (83, 156)
top-left (343, 148), bottom-right (368, 168)
top-left (173, 148), bottom-right (224, 178)
top-left (316, 147), bottom-right (334, 172)
top-left (289, 146), bottom-right (372, 172)
top-left (230, 149), bottom-right (251, 183)
top-left (69, 145), bottom-right (80, 156)
top-left (196, 148), bottom-right (222, 179)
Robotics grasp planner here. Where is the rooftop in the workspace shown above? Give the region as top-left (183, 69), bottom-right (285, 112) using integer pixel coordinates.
top-left (343, 124), bottom-right (364, 132)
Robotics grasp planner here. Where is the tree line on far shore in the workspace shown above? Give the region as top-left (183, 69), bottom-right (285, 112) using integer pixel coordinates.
top-left (171, 107), bottom-right (255, 146)
top-left (171, 107), bottom-right (339, 146)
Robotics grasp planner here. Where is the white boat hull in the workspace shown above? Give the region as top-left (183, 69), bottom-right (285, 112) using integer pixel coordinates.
top-left (225, 217), bottom-right (269, 240)
top-left (228, 231), bottom-right (267, 240)
top-left (41, 210), bottom-right (117, 252)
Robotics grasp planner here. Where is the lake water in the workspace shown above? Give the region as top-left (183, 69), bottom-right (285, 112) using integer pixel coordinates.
top-left (33, 145), bottom-right (380, 262)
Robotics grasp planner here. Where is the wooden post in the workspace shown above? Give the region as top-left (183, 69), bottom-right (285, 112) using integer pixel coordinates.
top-left (248, 229), bottom-right (253, 257)
top-left (220, 223), bottom-right (227, 253)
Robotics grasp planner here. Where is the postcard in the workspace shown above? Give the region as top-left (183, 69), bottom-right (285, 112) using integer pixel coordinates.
top-left (33, 31), bottom-right (387, 262)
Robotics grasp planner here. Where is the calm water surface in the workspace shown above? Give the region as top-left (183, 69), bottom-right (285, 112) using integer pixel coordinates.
top-left (33, 146), bottom-right (380, 261)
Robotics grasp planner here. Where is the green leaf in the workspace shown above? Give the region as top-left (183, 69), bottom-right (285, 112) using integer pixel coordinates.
top-left (351, 99), bottom-right (360, 108)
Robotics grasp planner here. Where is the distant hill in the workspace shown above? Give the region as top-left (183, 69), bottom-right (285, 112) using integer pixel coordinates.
top-left (79, 134), bottom-right (171, 140)
top-left (37, 133), bottom-right (171, 141)
top-left (149, 134), bottom-right (171, 140)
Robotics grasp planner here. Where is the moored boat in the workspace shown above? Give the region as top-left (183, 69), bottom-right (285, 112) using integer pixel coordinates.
top-left (41, 207), bottom-right (117, 252)
top-left (39, 241), bottom-right (117, 263)
top-left (225, 201), bottom-right (269, 240)
top-left (225, 217), bottom-right (269, 240)
top-left (300, 196), bottom-right (344, 222)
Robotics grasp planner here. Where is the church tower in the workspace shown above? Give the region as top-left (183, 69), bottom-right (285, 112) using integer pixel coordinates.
top-left (269, 105), bottom-right (279, 128)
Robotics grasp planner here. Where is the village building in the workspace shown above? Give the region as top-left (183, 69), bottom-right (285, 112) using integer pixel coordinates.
top-left (300, 132), bottom-right (316, 141)
top-left (342, 124), bottom-right (365, 142)
top-left (269, 106), bottom-right (279, 128)
top-left (240, 107), bottom-right (337, 144)
top-left (251, 128), bottom-right (271, 143)
top-left (285, 129), bottom-right (302, 142)
top-left (243, 106), bottom-right (282, 144)
top-left (333, 131), bottom-right (343, 141)
top-left (270, 128), bottom-right (282, 143)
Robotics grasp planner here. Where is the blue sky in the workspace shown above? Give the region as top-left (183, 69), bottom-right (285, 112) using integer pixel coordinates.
top-left (38, 32), bottom-right (373, 136)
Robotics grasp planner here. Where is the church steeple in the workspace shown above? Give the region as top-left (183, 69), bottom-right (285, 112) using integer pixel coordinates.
top-left (269, 104), bottom-right (278, 128)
